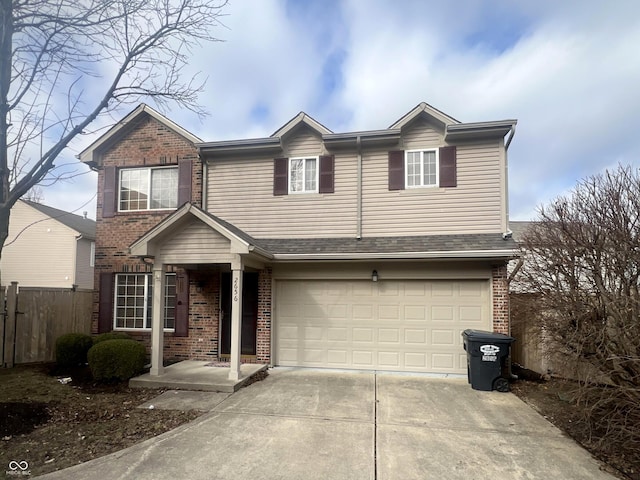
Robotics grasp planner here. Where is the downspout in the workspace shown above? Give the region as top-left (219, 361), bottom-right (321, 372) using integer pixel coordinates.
top-left (201, 157), bottom-right (207, 210)
top-left (356, 135), bottom-right (362, 240)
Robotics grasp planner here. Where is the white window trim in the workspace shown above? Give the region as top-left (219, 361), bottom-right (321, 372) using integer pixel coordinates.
top-left (288, 156), bottom-right (319, 194)
top-left (113, 272), bottom-right (176, 332)
top-left (118, 166), bottom-right (179, 212)
top-left (405, 149), bottom-right (439, 189)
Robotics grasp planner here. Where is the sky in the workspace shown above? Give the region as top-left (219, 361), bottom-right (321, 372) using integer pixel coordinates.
top-left (38, 0), bottom-right (640, 222)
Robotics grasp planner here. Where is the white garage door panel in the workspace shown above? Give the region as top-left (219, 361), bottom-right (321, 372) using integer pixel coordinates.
top-left (275, 280), bottom-right (491, 374)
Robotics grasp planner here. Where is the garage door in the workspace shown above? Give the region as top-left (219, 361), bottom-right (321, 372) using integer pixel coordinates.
top-left (275, 280), bottom-right (491, 374)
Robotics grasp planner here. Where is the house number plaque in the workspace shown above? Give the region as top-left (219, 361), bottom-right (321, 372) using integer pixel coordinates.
top-left (233, 277), bottom-right (239, 302)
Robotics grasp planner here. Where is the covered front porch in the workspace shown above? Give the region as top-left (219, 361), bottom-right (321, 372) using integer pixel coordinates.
top-left (130, 361), bottom-right (268, 392)
top-left (129, 203), bottom-right (273, 381)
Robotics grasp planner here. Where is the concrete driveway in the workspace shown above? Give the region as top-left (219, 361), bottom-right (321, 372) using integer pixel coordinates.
top-left (37, 369), bottom-right (616, 480)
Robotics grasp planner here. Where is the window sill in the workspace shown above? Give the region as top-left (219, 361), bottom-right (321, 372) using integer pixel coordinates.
top-left (278, 193), bottom-right (327, 199)
top-left (399, 187), bottom-right (447, 195)
top-left (113, 328), bottom-right (176, 333)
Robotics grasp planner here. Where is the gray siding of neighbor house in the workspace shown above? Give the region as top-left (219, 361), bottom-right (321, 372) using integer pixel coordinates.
top-left (75, 238), bottom-right (95, 289)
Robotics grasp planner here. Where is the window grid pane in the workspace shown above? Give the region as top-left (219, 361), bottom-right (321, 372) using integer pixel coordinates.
top-left (164, 274), bottom-right (177, 329)
top-left (150, 168), bottom-right (179, 209)
top-left (115, 274), bottom-right (148, 329)
top-left (290, 159), bottom-right (304, 192)
top-left (423, 151), bottom-right (437, 186)
top-left (115, 273), bottom-right (177, 330)
top-left (120, 169), bottom-right (149, 211)
top-left (407, 152), bottom-right (421, 187)
top-left (305, 158), bottom-right (317, 191)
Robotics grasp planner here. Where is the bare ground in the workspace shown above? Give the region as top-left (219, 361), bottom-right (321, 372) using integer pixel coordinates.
top-left (511, 372), bottom-right (639, 480)
top-left (0, 364), bottom-right (202, 478)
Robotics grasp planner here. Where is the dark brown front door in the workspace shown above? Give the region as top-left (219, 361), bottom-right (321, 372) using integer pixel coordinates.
top-left (220, 271), bottom-right (258, 356)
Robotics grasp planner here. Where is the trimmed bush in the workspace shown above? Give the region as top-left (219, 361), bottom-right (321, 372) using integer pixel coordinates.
top-left (87, 339), bottom-right (147, 382)
top-left (92, 332), bottom-right (133, 345)
top-left (55, 333), bottom-right (93, 369)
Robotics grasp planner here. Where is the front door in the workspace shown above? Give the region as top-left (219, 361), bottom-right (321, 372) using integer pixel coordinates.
top-left (220, 271), bottom-right (258, 356)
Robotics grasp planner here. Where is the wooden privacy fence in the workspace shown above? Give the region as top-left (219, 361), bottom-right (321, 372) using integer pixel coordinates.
top-left (1, 282), bottom-right (93, 367)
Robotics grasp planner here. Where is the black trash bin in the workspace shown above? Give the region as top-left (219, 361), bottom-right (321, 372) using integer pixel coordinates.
top-left (461, 329), bottom-right (515, 392)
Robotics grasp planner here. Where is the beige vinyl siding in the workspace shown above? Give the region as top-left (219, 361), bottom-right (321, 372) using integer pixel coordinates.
top-left (158, 219), bottom-right (232, 263)
top-left (362, 118), bottom-right (503, 236)
top-left (1, 202), bottom-right (78, 288)
top-left (207, 125), bottom-right (358, 238)
top-left (75, 238), bottom-right (94, 289)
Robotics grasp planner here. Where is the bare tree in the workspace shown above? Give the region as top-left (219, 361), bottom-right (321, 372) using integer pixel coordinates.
top-left (0, 0), bottom-right (227, 279)
top-left (514, 164), bottom-right (639, 455)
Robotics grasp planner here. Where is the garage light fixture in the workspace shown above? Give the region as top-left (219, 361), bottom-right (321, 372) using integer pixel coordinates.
top-left (372, 270), bottom-right (378, 282)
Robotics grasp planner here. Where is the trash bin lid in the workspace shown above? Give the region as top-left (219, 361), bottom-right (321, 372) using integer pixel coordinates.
top-left (461, 329), bottom-right (515, 342)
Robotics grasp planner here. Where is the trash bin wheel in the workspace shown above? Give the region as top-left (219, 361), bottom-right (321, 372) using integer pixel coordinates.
top-left (493, 377), bottom-right (510, 392)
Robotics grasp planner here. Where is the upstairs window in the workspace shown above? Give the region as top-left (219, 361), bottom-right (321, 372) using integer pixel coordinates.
top-left (289, 157), bottom-right (318, 193)
top-left (388, 147), bottom-right (456, 191)
top-left (406, 150), bottom-right (438, 188)
top-left (119, 166), bottom-right (178, 211)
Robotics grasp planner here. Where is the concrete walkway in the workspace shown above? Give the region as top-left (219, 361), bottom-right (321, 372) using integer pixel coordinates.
top-left (37, 369), bottom-right (617, 480)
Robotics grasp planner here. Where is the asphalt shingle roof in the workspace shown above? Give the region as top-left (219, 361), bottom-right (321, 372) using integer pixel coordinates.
top-left (255, 234), bottom-right (517, 255)
top-left (22, 200), bottom-right (96, 239)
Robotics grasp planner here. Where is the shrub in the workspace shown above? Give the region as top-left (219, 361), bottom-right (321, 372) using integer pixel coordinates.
top-left (55, 333), bottom-right (93, 369)
top-left (87, 339), bottom-right (147, 382)
top-left (92, 332), bottom-right (133, 345)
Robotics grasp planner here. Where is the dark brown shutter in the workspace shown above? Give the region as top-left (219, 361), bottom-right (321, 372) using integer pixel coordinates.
top-left (103, 166), bottom-right (117, 218)
top-left (177, 159), bottom-right (193, 206)
top-left (174, 271), bottom-right (190, 337)
top-left (273, 157), bottom-right (288, 196)
top-left (388, 150), bottom-right (405, 190)
top-left (319, 155), bottom-right (335, 194)
top-left (439, 146), bottom-right (457, 187)
top-left (98, 272), bottom-right (114, 333)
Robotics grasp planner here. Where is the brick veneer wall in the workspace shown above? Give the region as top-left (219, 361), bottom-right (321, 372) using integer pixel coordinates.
top-left (92, 113), bottom-right (204, 359)
top-left (491, 263), bottom-right (510, 335)
top-left (256, 268), bottom-right (272, 363)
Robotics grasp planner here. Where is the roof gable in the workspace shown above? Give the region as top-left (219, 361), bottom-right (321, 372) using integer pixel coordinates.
top-left (271, 112), bottom-right (333, 138)
top-left (78, 104), bottom-right (202, 167)
top-left (389, 102), bottom-right (460, 130)
top-left (129, 203), bottom-right (272, 259)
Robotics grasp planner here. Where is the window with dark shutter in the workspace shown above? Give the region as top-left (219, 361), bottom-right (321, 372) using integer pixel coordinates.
top-left (273, 157), bottom-right (288, 195)
top-left (439, 146), bottom-right (457, 188)
top-left (177, 159), bottom-right (193, 206)
top-left (388, 150), bottom-right (405, 190)
top-left (319, 155), bottom-right (335, 194)
top-left (103, 166), bottom-right (116, 218)
top-left (174, 271), bottom-right (190, 337)
top-left (98, 272), bottom-right (114, 333)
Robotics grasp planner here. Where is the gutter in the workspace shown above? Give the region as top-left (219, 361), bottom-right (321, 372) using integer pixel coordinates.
top-left (271, 249), bottom-right (520, 262)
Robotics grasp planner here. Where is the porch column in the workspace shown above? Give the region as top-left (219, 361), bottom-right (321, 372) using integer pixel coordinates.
top-left (229, 259), bottom-right (244, 380)
top-left (150, 264), bottom-right (166, 376)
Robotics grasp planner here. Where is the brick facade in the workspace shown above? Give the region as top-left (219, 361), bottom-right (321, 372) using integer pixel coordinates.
top-left (91, 115), bottom-right (276, 364)
top-left (92, 114), bottom-right (206, 359)
top-left (491, 263), bottom-right (510, 335)
top-left (256, 268), bottom-right (272, 363)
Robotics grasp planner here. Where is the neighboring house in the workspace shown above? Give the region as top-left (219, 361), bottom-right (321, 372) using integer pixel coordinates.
top-left (1, 199), bottom-right (96, 289)
top-left (79, 102), bottom-right (518, 379)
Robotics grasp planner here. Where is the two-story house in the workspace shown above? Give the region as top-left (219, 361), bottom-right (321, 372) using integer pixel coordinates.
top-left (79, 102), bottom-right (518, 380)
top-left (1, 199), bottom-right (96, 289)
